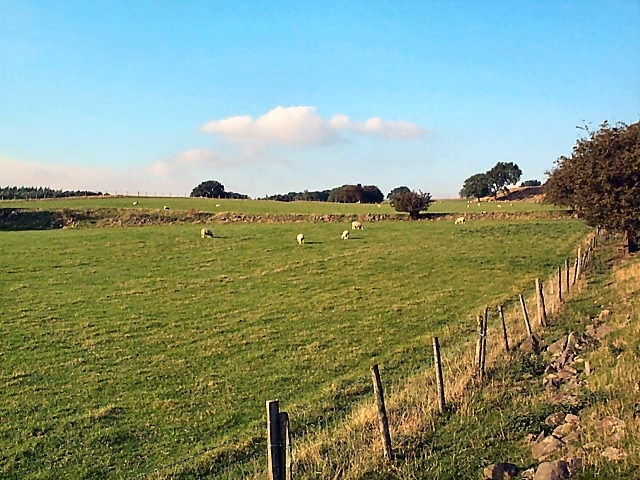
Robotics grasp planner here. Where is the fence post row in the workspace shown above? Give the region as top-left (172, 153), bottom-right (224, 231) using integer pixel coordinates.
top-left (370, 364), bottom-right (394, 462)
top-left (262, 229), bottom-right (603, 478)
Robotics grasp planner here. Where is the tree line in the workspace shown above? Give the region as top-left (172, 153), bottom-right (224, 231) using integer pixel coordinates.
top-left (0, 186), bottom-right (105, 200)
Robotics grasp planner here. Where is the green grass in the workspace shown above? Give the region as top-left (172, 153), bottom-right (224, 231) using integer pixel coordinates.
top-left (1, 196), bottom-right (562, 215)
top-left (0, 219), bottom-right (588, 478)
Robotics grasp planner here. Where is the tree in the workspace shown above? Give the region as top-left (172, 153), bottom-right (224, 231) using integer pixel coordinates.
top-left (459, 173), bottom-right (490, 200)
top-left (387, 186), bottom-right (411, 203)
top-left (545, 120), bottom-right (640, 252)
top-left (328, 184), bottom-right (383, 203)
top-left (361, 185), bottom-right (384, 204)
top-left (486, 162), bottom-right (522, 197)
top-left (391, 190), bottom-right (433, 220)
top-left (191, 180), bottom-right (226, 198)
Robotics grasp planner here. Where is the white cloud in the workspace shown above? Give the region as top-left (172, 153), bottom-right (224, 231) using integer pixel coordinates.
top-left (200, 106), bottom-right (426, 146)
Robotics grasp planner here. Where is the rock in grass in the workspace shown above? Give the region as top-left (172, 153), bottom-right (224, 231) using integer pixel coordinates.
top-left (533, 461), bottom-right (570, 480)
top-left (521, 335), bottom-right (540, 354)
top-left (483, 462), bottom-right (518, 479)
top-left (532, 435), bottom-right (565, 461)
top-left (601, 446), bottom-right (627, 461)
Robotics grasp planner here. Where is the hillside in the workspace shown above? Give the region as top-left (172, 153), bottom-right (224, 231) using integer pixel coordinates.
top-left (263, 233), bottom-right (639, 479)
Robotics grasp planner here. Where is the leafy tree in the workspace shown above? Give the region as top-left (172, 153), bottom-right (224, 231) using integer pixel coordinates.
top-left (387, 186), bottom-right (411, 203)
top-left (546, 120), bottom-right (640, 252)
top-left (391, 190), bottom-right (433, 220)
top-left (190, 180), bottom-right (226, 198)
top-left (520, 179), bottom-right (542, 187)
top-left (486, 162), bottom-right (522, 197)
top-left (459, 173), bottom-right (490, 200)
top-left (328, 184), bottom-right (383, 203)
top-left (361, 185), bottom-right (384, 204)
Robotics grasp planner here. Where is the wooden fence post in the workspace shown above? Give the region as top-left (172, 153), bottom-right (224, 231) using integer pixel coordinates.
top-left (267, 400), bottom-right (284, 480)
top-left (370, 365), bottom-right (394, 462)
top-left (536, 278), bottom-right (547, 327)
top-left (519, 294), bottom-right (532, 336)
top-left (480, 308), bottom-right (488, 380)
top-left (575, 247), bottom-right (582, 282)
top-left (279, 412), bottom-right (292, 480)
top-left (498, 305), bottom-right (509, 353)
top-left (433, 337), bottom-right (446, 413)
top-left (565, 258), bottom-right (570, 294)
top-left (557, 266), bottom-right (563, 302)
top-left (475, 315), bottom-right (483, 372)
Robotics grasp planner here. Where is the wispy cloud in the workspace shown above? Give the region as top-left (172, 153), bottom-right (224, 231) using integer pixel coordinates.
top-left (201, 106), bottom-right (427, 146)
top-left (0, 155), bottom-right (193, 195)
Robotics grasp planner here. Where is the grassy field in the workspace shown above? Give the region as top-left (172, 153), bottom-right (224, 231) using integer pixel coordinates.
top-left (0, 195), bottom-right (561, 215)
top-left (0, 217), bottom-right (588, 478)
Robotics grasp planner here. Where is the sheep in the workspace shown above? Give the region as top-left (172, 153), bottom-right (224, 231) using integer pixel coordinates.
top-left (341, 230), bottom-right (349, 240)
top-left (215, 204), bottom-right (221, 207)
top-left (455, 216), bottom-right (466, 225)
top-left (351, 221), bottom-right (363, 230)
top-left (132, 201), bottom-right (138, 206)
top-left (200, 228), bottom-right (214, 238)
top-left (296, 233), bottom-right (305, 245)
top-left (163, 205), bottom-right (170, 211)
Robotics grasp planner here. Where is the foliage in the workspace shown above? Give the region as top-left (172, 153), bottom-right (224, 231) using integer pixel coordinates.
top-left (387, 186), bottom-right (411, 203)
top-left (459, 173), bottom-right (490, 200)
top-left (520, 179), bottom-right (542, 187)
top-left (265, 190), bottom-right (330, 202)
top-left (327, 184), bottom-right (383, 203)
top-left (0, 185), bottom-right (104, 199)
top-left (487, 162), bottom-right (523, 197)
top-left (545, 120), bottom-right (640, 251)
top-left (460, 162), bottom-right (522, 199)
top-left (190, 180), bottom-right (248, 199)
top-left (390, 190), bottom-right (433, 219)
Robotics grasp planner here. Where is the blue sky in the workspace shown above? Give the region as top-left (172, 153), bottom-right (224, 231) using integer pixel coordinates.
top-left (1, 1), bottom-right (639, 198)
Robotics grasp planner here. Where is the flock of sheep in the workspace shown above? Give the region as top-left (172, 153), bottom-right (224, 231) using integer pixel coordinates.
top-left (294, 220), bottom-right (363, 245)
top-left (135, 201), bottom-right (468, 242)
top-left (198, 218), bottom-right (469, 243)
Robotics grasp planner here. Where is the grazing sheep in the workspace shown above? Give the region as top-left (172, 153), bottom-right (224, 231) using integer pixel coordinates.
top-left (455, 217), bottom-right (466, 225)
top-left (132, 201), bottom-right (138, 206)
top-left (215, 204), bottom-right (221, 207)
top-left (296, 233), bottom-right (305, 245)
top-left (351, 221), bottom-right (363, 230)
top-left (163, 205), bottom-right (170, 211)
top-left (200, 228), bottom-right (214, 238)
top-left (341, 230), bottom-right (349, 240)
top-left (497, 204), bottom-right (502, 208)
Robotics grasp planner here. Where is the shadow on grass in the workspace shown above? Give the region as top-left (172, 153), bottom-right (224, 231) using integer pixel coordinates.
top-left (0, 208), bottom-right (64, 231)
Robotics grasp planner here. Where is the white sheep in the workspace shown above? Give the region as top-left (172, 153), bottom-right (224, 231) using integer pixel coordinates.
top-left (200, 228), bottom-right (214, 238)
top-left (351, 221), bottom-right (363, 230)
top-left (163, 205), bottom-right (170, 211)
top-left (341, 230), bottom-right (349, 240)
top-left (296, 233), bottom-right (305, 245)
top-left (455, 217), bottom-right (466, 225)
top-left (132, 201), bottom-right (138, 206)
top-left (215, 204), bottom-right (221, 207)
